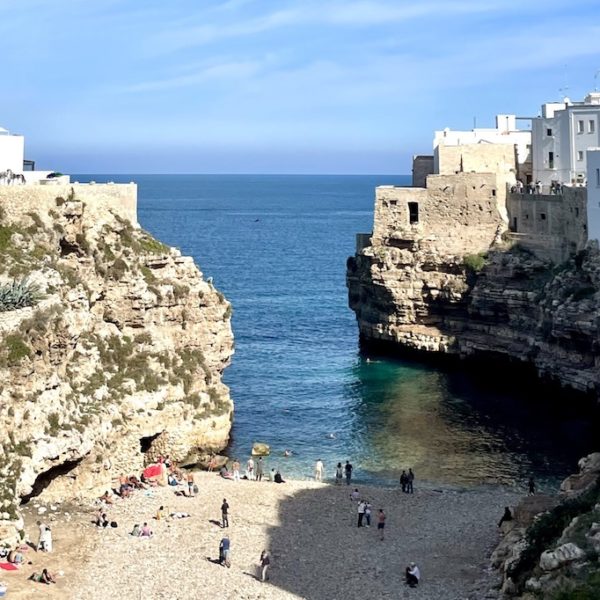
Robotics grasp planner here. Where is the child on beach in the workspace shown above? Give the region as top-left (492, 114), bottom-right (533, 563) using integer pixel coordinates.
top-left (377, 509), bottom-right (386, 540)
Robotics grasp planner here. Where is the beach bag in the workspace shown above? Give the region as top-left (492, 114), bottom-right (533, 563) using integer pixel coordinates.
top-left (111, 521), bottom-right (118, 528)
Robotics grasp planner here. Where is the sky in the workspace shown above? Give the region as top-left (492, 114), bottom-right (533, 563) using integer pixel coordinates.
top-left (1, 0), bottom-right (599, 174)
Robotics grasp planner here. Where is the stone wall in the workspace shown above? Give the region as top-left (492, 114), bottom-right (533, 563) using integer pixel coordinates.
top-left (435, 143), bottom-right (518, 181)
top-left (0, 183), bottom-right (137, 225)
top-left (372, 172), bottom-right (503, 255)
top-left (411, 155), bottom-right (434, 187)
top-left (506, 187), bottom-right (587, 262)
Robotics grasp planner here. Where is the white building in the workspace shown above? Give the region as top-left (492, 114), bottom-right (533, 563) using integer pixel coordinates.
top-left (586, 148), bottom-right (600, 243)
top-left (433, 114), bottom-right (532, 180)
top-left (0, 125), bottom-right (69, 184)
top-left (532, 93), bottom-right (600, 187)
top-left (0, 126), bottom-right (25, 173)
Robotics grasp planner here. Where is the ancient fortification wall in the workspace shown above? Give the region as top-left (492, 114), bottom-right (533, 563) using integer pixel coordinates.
top-left (506, 187), bottom-right (587, 262)
top-left (373, 172), bottom-right (502, 255)
top-left (0, 183), bottom-right (138, 225)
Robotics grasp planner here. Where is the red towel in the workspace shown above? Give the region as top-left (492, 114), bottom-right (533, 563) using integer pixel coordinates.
top-left (0, 562), bottom-right (18, 570)
top-left (143, 464), bottom-right (163, 479)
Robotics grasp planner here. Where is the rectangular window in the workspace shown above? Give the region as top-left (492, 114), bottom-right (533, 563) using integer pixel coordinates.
top-left (578, 120), bottom-right (584, 133)
top-left (577, 151), bottom-right (584, 161)
top-left (546, 128), bottom-right (552, 136)
top-left (596, 168), bottom-right (600, 186)
top-left (575, 207), bottom-right (579, 217)
top-left (549, 151), bottom-right (554, 169)
top-left (389, 200), bottom-right (397, 206)
top-left (408, 202), bottom-right (419, 224)
top-left (540, 213), bottom-right (546, 220)
top-left (590, 120), bottom-right (596, 134)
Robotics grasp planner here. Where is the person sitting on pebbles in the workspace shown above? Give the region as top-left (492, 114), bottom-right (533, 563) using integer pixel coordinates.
top-left (139, 522), bottom-right (153, 538)
top-left (7, 547), bottom-right (25, 565)
top-left (99, 491), bottom-right (114, 505)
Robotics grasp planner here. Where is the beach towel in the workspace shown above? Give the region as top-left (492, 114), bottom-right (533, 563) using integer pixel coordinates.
top-left (0, 563), bottom-right (18, 571)
top-left (143, 464), bottom-right (163, 479)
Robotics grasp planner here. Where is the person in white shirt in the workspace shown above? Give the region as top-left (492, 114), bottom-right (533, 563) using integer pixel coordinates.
top-left (246, 457), bottom-right (255, 480)
top-left (406, 562), bottom-right (420, 587)
top-left (357, 500), bottom-right (366, 527)
top-left (314, 459), bottom-right (324, 482)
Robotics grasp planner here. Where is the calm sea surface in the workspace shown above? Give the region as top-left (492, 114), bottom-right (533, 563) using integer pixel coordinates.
top-left (77, 174), bottom-right (598, 489)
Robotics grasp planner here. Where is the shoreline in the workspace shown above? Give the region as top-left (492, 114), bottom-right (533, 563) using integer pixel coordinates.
top-left (5, 472), bottom-right (524, 599)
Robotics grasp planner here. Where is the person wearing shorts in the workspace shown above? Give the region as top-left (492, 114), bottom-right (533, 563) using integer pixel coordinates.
top-left (377, 509), bottom-right (386, 540)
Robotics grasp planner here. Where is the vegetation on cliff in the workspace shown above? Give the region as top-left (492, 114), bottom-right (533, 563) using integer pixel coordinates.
top-left (0, 190), bottom-right (234, 545)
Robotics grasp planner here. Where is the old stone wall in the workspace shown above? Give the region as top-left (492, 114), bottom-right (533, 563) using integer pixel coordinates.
top-left (372, 172), bottom-right (503, 255)
top-left (411, 155), bottom-right (434, 187)
top-left (0, 183), bottom-right (137, 225)
top-left (507, 187), bottom-right (587, 262)
top-left (436, 143), bottom-right (518, 180)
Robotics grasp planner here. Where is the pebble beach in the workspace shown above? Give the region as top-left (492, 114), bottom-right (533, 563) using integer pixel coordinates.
top-left (4, 472), bottom-right (522, 600)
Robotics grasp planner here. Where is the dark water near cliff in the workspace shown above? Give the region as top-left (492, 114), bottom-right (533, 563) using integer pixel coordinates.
top-left (78, 174), bottom-right (599, 489)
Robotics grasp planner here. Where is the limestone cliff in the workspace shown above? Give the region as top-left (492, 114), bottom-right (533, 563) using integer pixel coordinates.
top-left (347, 203), bottom-right (600, 396)
top-left (0, 189), bottom-right (233, 544)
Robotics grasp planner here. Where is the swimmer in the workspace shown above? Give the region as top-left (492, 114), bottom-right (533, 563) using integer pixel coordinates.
top-left (283, 449), bottom-right (292, 457)
top-left (326, 433), bottom-right (336, 439)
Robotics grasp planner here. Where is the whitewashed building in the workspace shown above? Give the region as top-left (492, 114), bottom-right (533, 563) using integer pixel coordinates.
top-left (0, 126), bottom-right (25, 173)
top-left (586, 148), bottom-right (600, 243)
top-left (532, 93), bottom-right (600, 187)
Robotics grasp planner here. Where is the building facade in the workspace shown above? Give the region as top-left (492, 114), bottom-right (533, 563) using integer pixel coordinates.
top-left (0, 127), bottom-right (25, 173)
top-left (532, 93), bottom-right (600, 187)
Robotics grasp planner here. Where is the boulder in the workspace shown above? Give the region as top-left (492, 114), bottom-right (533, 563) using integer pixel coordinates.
top-left (539, 543), bottom-right (586, 571)
top-left (251, 442), bottom-right (270, 456)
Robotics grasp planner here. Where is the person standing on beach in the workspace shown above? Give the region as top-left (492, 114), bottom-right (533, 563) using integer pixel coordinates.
top-left (259, 550), bottom-right (271, 581)
top-left (232, 459), bottom-right (241, 482)
top-left (365, 501), bottom-right (372, 527)
top-left (528, 477), bottom-right (536, 495)
top-left (219, 537), bottom-right (231, 567)
top-left (400, 470), bottom-right (408, 493)
top-left (407, 468), bottom-right (415, 494)
top-left (345, 460), bottom-right (353, 485)
top-left (187, 472), bottom-right (195, 497)
top-left (247, 457), bottom-right (255, 480)
top-left (357, 500), bottom-right (366, 527)
top-left (221, 498), bottom-right (230, 528)
top-left (335, 462), bottom-right (343, 485)
top-left (377, 509), bottom-right (386, 540)
top-left (315, 459), bottom-right (324, 482)
top-left (256, 457), bottom-right (264, 482)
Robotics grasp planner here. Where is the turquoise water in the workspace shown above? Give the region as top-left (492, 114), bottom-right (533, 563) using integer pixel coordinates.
top-left (77, 174), bottom-right (599, 488)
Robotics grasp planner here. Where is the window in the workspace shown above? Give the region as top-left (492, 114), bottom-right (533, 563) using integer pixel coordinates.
top-left (549, 151), bottom-right (554, 169)
top-left (590, 120), bottom-right (596, 134)
top-left (596, 168), bottom-right (600, 187)
top-left (575, 207), bottom-right (579, 217)
top-left (540, 213), bottom-right (547, 221)
top-left (389, 200), bottom-right (397, 206)
top-left (408, 202), bottom-right (419, 224)
top-left (546, 128), bottom-right (553, 136)
top-left (577, 151), bottom-right (584, 161)
top-left (578, 120), bottom-right (584, 133)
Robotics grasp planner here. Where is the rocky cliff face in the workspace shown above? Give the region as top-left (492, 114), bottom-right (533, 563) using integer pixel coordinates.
top-left (347, 233), bottom-right (600, 396)
top-left (0, 192), bottom-right (233, 544)
top-left (491, 453), bottom-right (600, 598)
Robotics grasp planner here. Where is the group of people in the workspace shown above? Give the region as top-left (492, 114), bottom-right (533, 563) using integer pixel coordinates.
top-left (218, 456), bottom-right (285, 483)
top-left (511, 179), bottom-right (564, 195)
top-left (399, 469), bottom-right (415, 493)
top-left (316, 460), bottom-right (353, 485)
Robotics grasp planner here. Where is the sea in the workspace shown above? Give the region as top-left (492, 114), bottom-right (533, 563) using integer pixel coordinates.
top-left (76, 174), bottom-right (599, 490)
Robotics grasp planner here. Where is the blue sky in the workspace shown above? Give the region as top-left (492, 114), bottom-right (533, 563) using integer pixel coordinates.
top-left (1, 0), bottom-right (599, 174)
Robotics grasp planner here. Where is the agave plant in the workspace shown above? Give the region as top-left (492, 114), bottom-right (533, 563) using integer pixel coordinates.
top-left (0, 277), bottom-right (42, 312)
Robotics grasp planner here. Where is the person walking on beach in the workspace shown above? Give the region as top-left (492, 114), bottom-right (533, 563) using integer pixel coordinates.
top-left (365, 501), bottom-right (372, 527)
top-left (315, 459), bottom-right (324, 482)
top-left (221, 498), bottom-right (230, 528)
top-left (256, 457), bottom-right (264, 482)
top-left (377, 509), bottom-right (386, 540)
top-left (335, 462), bottom-right (343, 485)
top-left (219, 536), bottom-right (231, 567)
top-left (528, 477), bottom-right (536, 495)
top-left (259, 550), bottom-right (271, 581)
top-left (187, 472), bottom-right (195, 497)
top-left (345, 460), bottom-right (353, 485)
top-left (407, 468), bottom-right (415, 494)
top-left (357, 500), bottom-right (366, 527)
top-left (232, 459), bottom-right (241, 482)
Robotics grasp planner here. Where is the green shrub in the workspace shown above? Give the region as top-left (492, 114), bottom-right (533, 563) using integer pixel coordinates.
top-left (463, 253), bottom-right (487, 273)
top-left (3, 334), bottom-right (31, 365)
top-left (0, 278), bottom-right (42, 312)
